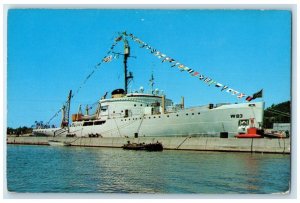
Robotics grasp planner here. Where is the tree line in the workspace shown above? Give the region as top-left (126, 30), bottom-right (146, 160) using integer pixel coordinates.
top-left (263, 100), bottom-right (290, 128)
top-left (7, 126), bottom-right (33, 135)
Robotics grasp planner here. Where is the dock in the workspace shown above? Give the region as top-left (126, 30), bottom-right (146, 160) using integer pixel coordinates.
top-left (6, 136), bottom-right (290, 154)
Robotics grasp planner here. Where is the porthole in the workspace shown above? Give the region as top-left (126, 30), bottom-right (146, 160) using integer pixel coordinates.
top-left (192, 113), bottom-right (194, 115)
top-left (198, 112), bottom-right (200, 115)
top-left (186, 113), bottom-right (188, 116)
top-left (159, 116), bottom-right (161, 118)
top-left (140, 104), bottom-right (143, 106)
top-left (176, 114), bottom-right (179, 117)
top-left (134, 104), bottom-right (136, 107)
top-left (167, 115), bottom-right (169, 117)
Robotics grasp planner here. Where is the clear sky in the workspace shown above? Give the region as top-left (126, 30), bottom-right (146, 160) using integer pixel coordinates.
top-left (7, 9), bottom-right (291, 128)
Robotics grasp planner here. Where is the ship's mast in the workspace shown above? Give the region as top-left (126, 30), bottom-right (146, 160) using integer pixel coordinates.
top-left (61, 90), bottom-right (72, 129)
top-left (123, 38), bottom-right (133, 93)
top-left (149, 73), bottom-right (154, 94)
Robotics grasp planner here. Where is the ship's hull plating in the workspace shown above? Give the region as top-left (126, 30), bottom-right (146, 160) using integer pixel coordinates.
top-left (33, 102), bottom-right (264, 138)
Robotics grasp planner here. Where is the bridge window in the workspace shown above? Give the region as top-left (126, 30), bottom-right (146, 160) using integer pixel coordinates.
top-left (101, 106), bottom-right (108, 112)
top-left (94, 121), bottom-right (106, 125)
top-left (83, 121), bottom-right (93, 126)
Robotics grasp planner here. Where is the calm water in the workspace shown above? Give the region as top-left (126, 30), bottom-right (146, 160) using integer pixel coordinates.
top-left (6, 145), bottom-right (290, 194)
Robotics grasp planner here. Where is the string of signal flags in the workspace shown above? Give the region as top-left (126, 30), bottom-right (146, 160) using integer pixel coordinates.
top-left (106, 31), bottom-right (263, 102)
top-left (45, 31), bottom-right (263, 125)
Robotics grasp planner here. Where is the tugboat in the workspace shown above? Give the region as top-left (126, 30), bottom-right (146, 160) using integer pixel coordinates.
top-left (33, 34), bottom-right (264, 139)
top-left (122, 141), bottom-right (163, 151)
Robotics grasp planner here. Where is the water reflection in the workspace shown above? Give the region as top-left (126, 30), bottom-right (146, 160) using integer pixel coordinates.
top-left (7, 145), bottom-right (290, 193)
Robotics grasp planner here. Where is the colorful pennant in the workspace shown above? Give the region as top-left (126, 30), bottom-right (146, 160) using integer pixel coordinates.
top-left (120, 32), bottom-right (264, 102)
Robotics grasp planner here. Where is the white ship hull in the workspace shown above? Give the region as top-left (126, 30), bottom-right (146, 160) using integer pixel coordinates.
top-left (34, 101), bottom-right (264, 138)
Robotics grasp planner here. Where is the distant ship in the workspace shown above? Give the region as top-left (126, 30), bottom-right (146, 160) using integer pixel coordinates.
top-left (33, 37), bottom-right (264, 138)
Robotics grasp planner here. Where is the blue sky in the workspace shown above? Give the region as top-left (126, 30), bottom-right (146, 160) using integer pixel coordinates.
top-left (7, 9), bottom-right (291, 128)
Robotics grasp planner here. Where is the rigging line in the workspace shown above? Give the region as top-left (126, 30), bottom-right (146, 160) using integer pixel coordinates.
top-left (121, 32), bottom-right (251, 100)
top-left (46, 109), bottom-right (62, 125)
top-left (45, 34), bottom-right (123, 124)
top-left (266, 108), bottom-right (290, 115)
top-left (267, 110), bottom-right (290, 117)
top-left (88, 101), bottom-right (99, 110)
top-left (72, 38), bottom-right (122, 99)
top-left (136, 114), bottom-right (145, 134)
top-left (266, 108), bottom-right (290, 116)
top-left (265, 109), bottom-right (290, 117)
top-left (68, 137), bottom-right (81, 144)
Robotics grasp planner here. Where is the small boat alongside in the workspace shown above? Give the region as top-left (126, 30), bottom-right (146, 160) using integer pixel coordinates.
top-left (235, 127), bottom-right (263, 138)
top-left (122, 142), bottom-right (163, 151)
top-left (48, 140), bottom-right (71, 146)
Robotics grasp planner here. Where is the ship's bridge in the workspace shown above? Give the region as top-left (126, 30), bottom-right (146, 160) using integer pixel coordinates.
top-left (98, 89), bottom-right (173, 118)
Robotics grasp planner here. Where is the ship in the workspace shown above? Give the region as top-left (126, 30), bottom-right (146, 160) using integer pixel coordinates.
top-left (33, 36), bottom-right (264, 138)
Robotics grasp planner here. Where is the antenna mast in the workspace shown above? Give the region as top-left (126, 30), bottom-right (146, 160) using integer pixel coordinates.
top-left (149, 73), bottom-right (154, 94)
top-left (123, 38), bottom-right (133, 94)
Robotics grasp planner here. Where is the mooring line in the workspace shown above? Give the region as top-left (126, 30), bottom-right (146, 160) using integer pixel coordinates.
top-left (176, 136), bottom-right (191, 150)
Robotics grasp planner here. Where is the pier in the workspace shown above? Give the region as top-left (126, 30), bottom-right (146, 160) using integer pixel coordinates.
top-left (6, 136), bottom-right (290, 154)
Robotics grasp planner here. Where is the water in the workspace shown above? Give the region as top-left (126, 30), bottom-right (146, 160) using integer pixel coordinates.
top-left (6, 145), bottom-right (290, 194)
